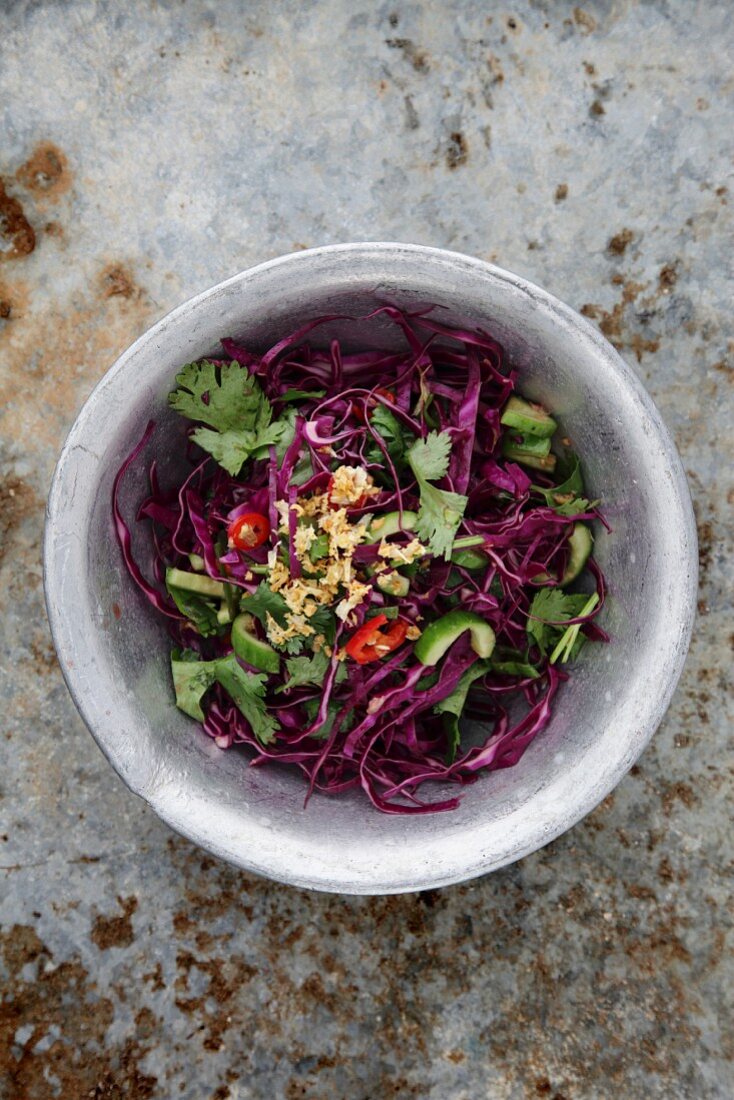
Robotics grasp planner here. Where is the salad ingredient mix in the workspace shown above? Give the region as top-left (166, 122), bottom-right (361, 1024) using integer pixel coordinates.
top-left (114, 307), bottom-right (607, 814)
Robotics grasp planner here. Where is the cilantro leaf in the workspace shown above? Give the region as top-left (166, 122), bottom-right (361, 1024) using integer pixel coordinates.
top-left (240, 582), bottom-right (289, 629)
top-left (407, 430), bottom-right (451, 481)
top-left (278, 651), bottom-right (348, 693)
top-left (549, 591), bottom-right (600, 665)
top-left (213, 656), bottom-right (278, 745)
top-left (278, 651), bottom-right (330, 691)
top-left (308, 534), bottom-right (330, 562)
top-left (368, 406), bottom-right (415, 469)
top-left (250, 405), bottom-right (297, 462)
top-left (407, 432), bottom-right (468, 560)
top-left (171, 653), bottom-right (218, 721)
top-left (527, 589), bottom-right (594, 654)
top-left (170, 649), bottom-right (278, 744)
top-left (308, 605), bottom-right (337, 645)
top-left (166, 578), bottom-right (223, 638)
top-left (532, 451), bottom-right (595, 516)
top-left (169, 360), bottom-right (287, 475)
top-left (303, 698), bottom-right (354, 740)
top-left (412, 479), bottom-right (468, 561)
top-left (490, 659), bottom-right (540, 679)
top-left (278, 388), bottom-right (326, 403)
top-left (170, 361), bottom-right (269, 432)
top-left (553, 496), bottom-right (594, 517)
top-left (434, 661), bottom-right (490, 763)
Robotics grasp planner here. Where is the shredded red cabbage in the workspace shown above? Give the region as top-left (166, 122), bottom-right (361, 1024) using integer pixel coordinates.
top-left (113, 306), bottom-right (608, 814)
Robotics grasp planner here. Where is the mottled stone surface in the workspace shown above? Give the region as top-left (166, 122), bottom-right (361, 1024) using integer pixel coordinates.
top-left (1, 1), bottom-right (732, 1097)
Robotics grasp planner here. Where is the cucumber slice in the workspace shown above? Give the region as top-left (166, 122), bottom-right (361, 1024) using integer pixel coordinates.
top-left (376, 571), bottom-right (410, 597)
top-left (166, 567), bottom-right (227, 599)
top-left (561, 523), bottom-right (593, 585)
top-left (502, 440), bottom-right (557, 472)
top-left (503, 433), bottom-right (551, 458)
top-left (367, 510), bottom-right (417, 541)
top-left (500, 395), bottom-right (557, 438)
top-left (231, 613), bottom-right (281, 674)
top-left (451, 547), bottom-right (489, 571)
top-left (414, 610), bottom-right (496, 666)
top-left (188, 553), bottom-right (205, 572)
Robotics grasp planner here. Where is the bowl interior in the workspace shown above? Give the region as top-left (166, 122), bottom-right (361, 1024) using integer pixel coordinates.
top-left (45, 245), bottom-right (696, 892)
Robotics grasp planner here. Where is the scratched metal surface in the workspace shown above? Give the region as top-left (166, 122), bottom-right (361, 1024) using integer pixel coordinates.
top-left (1, 1), bottom-right (732, 1097)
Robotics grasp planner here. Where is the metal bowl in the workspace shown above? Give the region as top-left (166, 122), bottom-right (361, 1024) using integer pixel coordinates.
top-left (44, 243), bottom-right (697, 894)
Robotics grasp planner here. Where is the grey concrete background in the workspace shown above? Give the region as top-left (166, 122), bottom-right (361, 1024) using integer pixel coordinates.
top-left (1, 1), bottom-right (732, 1097)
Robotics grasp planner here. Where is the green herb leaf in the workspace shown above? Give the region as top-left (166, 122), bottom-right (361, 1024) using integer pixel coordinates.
top-left (412, 480), bottom-right (468, 561)
top-left (303, 698), bottom-right (354, 740)
top-left (171, 653), bottom-right (218, 721)
top-left (407, 432), bottom-right (468, 561)
top-left (308, 534), bottom-right (330, 562)
top-left (434, 661), bottom-right (490, 763)
top-left (527, 588), bottom-right (594, 654)
top-left (213, 655), bottom-right (278, 744)
top-left (368, 405), bottom-right (415, 469)
top-left (166, 580), bottom-right (223, 637)
top-left (191, 421), bottom-right (285, 476)
top-left (278, 651), bottom-right (348, 693)
top-left (279, 651), bottom-right (330, 691)
top-left (250, 405), bottom-right (298, 462)
top-left (169, 361), bottom-right (268, 432)
top-left (490, 659), bottom-right (540, 679)
top-left (278, 388), bottom-right (326, 403)
top-left (240, 582), bottom-right (290, 629)
top-left (408, 430), bottom-right (452, 481)
top-left (549, 591), bottom-right (600, 665)
top-left (169, 360), bottom-right (287, 476)
top-left (170, 651), bottom-right (279, 744)
top-left (532, 451), bottom-right (591, 515)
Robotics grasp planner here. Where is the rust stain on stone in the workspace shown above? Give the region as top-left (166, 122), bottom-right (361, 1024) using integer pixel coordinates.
top-left (0, 179), bottom-right (35, 261)
top-left (659, 780), bottom-right (698, 816)
top-left (446, 131), bottom-right (469, 169)
top-left (385, 37), bottom-right (430, 72)
top-left (580, 280), bottom-right (660, 361)
top-left (0, 924), bottom-right (157, 1099)
top-left (658, 262), bottom-right (678, 290)
top-left (574, 7), bottom-right (597, 33)
top-left (99, 262), bottom-right (141, 300)
top-left (607, 228), bottom-right (634, 255)
top-left (15, 143), bottom-right (71, 203)
top-left (0, 265), bottom-right (154, 452)
top-left (696, 517), bottom-right (713, 578)
top-left (0, 475), bottom-right (41, 566)
top-left (90, 895), bottom-right (138, 950)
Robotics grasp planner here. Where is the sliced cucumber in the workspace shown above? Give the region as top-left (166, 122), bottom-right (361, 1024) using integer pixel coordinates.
top-left (231, 613), bottom-right (280, 674)
top-left (451, 547), bottom-right (489, 571)
top-left (414, 610), bottom-right (496, 666)
top-left (166, 567), bottom-right (227, 599)
top-left (502, 440), bottom-right (557, 472)
top-left (561, 523), bottom-right (593, 585)
top-left (533, 523), bottom-right (594, 586)
top-left (367, 510), bottom-right (417, 541)
top-left (188, 553), bottom-right (206, 572)
top-left (504, 433), bottom-right (551, 458)
top-left (376, 571), bottom-right (410, 597)
top-left (500, 395), bottom-right (557, 438)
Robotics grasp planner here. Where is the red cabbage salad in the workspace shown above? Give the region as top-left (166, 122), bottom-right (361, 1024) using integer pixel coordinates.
top-left (114, 307), bottom-right (608, 814)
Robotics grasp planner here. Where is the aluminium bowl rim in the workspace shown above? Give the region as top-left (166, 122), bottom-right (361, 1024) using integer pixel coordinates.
top-left (44, 241), bottom-right (698, 894)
